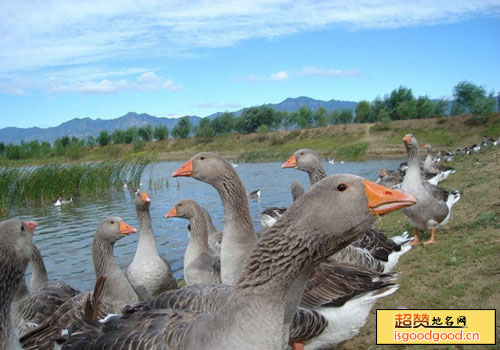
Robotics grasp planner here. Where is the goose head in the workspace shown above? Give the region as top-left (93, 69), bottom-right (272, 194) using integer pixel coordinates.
top-left (134, 189), bottom-right (151, 211)
top-left (287, 175), bottom-right (416, 231)
top-left (282, 148), bottom-right (321, 173)
top-left (0, 218), bottom-right (37, 267)
top-left (95, 217), bottom-right (136, 244)
top-left (165, 199), bottom-right (197, 220)
top-left (172, 152), bottom-right (233, 183)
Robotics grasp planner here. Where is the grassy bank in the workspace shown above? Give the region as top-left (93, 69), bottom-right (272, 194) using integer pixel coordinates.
top-left (1, 114), bottom-right (499, 167)
top-left (339, 145), bottom-right (500, 350)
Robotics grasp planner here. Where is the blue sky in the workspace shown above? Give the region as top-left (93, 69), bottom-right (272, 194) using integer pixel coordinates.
top-left (0, 1), bottom-right (499, 129)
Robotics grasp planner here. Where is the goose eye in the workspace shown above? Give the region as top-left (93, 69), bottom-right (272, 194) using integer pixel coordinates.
top-left (300, 152), bottom-right (304, 156)
top-left (200, 156), bottom-right (205, 160)
top-left (21, 225), bottom-right (24, 231)
top-left (178, 203), bottom-right (182, 206)
top-left (337, 184), bottom-right (348, 191)
top-left (110, 220), bottom-right (115, 224)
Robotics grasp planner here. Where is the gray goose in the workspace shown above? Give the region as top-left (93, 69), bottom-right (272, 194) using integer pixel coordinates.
top-left (282, 148), bottom-right (412, 270)
top-left (401, 134), bottom-right (461, 245)
top-left (127, 190), bottom-right (177, 301)
top-left (0, 218), bottom-right (36, 350)
top-left (58, 174), bottom-right (415, 350)
top-left (259, 181), bottom-right (305, 229)
top-left (20, 217), bottom-right (139, 350)
top-left (165, 199), bottom-right (221, 285)
top-left (422, 144), bottom-right (455, 180)
top-left (173, 153), bottom-right (256, 286)
top-left (172, 153), bottom-right (405, 348)
top-left (12, 244), bottom-right (79, 336)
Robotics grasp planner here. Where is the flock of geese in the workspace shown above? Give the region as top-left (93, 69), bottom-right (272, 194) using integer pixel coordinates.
top-left (3, 132), bottom-right (495, 350)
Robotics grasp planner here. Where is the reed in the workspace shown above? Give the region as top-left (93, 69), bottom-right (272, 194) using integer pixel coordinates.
top-left (0, 161), bottom-right (149, 205)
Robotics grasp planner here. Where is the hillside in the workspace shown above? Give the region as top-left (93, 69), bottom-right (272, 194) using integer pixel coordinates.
top-left (1, 113), bottom-right (498, 167)
top-left (113, 113), bottom-right (500, 163)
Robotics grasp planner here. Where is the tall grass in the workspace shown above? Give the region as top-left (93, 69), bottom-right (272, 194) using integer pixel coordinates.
top-left (0, 161), bottom-right (149, 206)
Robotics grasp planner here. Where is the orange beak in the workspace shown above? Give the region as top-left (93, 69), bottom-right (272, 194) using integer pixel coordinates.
top-left (164, 206), bottom-right (178, 218)
top-left (282, 155), bottom-right (297, 169)
top-left (26, 221), bottom-right (37, 234)
top-left (140, 192), bottom-right (151, 203)
top-left (403, 134), bottom-right (411, 143)
top-left (119, 221), bottom-right (137, 235)
top-left (362, 180), bottom-right (416, 215)
top-left (172, 159), bottom-right (194, 177)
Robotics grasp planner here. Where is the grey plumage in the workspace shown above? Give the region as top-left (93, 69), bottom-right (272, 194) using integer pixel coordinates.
top-left (13, 245), bottom-right (80, 336)
top-left (20, 217), bottom-right (139, 350)
top-left (59, 174), bottom-right (413, 350)
top-left (127, 190), bottom-right (177, 301)
top-left (166, 199), bottom-right (221, 285)
top-left (0, 218), bottom-right (35, 350)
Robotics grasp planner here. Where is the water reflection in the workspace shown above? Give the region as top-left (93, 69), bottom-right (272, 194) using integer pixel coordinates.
top-left (10, 158), bottom-right (401, 291)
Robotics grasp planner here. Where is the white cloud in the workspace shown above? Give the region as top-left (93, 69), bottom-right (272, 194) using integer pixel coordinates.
top-left (244, 66), bottom-right (360, 83)
top-left (270, 71), bottom-right (289, 81)
top-left (1, 0), bottom-right (499, 80)
top-left (46, 72), bottom-right (182, 94)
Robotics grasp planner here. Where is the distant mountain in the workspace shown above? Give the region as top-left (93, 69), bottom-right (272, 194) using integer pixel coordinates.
top-left (206, 96), bottom-right (357, 119)
top-left (0, 113), bottom-right (201, 145)
top-left (0, 96), bottom-right (358, 144)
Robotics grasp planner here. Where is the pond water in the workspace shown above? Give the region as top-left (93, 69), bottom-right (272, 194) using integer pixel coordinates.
top-left (9, 158), bottom-right (402, 292)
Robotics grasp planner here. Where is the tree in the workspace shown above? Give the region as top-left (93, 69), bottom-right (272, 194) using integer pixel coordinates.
top-left (338, 109), bottom-right (354, 124)
top-left (60, 136), bottom-right (70, 148)
top-left (328, 110), bottom-right (340, 125)
top-left (394, 100), bottom-right (417, 120)
top-left (5, 144), bottom-right (20, 159)
top-left (153, 125), bottom-right (169, 141)
top-left (415, 97), bottom-right (435, 119)
top-left (212, 112), bottom-right (235, 134)
top-left (0, 142), bottom-right (5, 155)
top-left (385, 86), bottom-right (414, 120)
top-left (97, 130), bottom-right (111, 146)
top-left (111, 129), bottom-right (125, 144)
top-left (172, 117), bottom-right (192, 139)
top-left (433, 99), bottom-right (449, 116)
top-left (355, 101), bottom-right (373, 123)
top-left (313, 107), bottom-right (328, 127)
top-left (196, 118), bottom-right (215, 138)
top-left (124, 127), bottom-right (137, 144)
top-left (53, 138), bottom-right (65, 156)
top-left (236, 106), bottom-right (276, 134)
top-left (40, 141), bottom-right (52, 157)
top-left (137, 125), bottom-right (153, 142)
top-left (452, 81), bottom-right (496, 123)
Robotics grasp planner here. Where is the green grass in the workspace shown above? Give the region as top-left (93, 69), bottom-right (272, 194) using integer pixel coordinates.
top-left (340, 146), bottom-right (500, 350)
top-left (0, 161), bottom-right (149, 210)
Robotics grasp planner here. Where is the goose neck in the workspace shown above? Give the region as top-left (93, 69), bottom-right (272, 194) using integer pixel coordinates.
top-left (136, 209), bottom-right (158, 254)
top-left (29, 246), bottom-right (49, 290)
top-left (92, 237), bottom-right (138, 308)
top-left (0, 257), bottom-right (25, 348)
top-left (213, 174), bottom-right (254, 238)
top-left (306, 165), bottom-right (327, 185)
top-left (405, 145), bottom-right (423, 184)
top-left (188, 210), bottom-right (210, 253)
